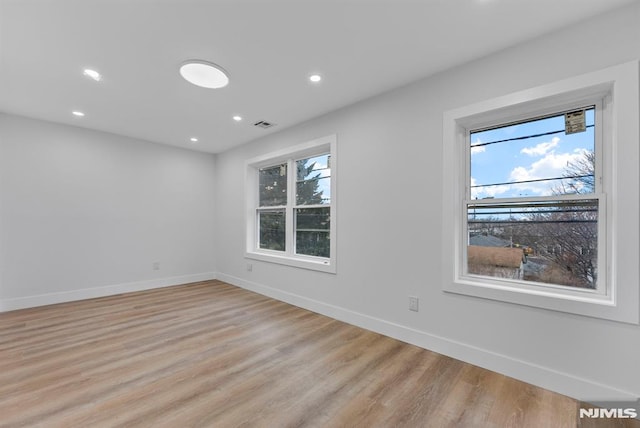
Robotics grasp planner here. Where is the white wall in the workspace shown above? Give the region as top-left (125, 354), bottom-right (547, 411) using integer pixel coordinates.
top-left (0, 114), bottom-right (216, 310)
top-left (215, 3), bottom-right (640, 403)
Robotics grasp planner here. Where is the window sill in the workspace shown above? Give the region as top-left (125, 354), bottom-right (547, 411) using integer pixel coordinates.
top-left (245, 251), bottom-right (336, 274)
top-left (443, 275), bottom-right (629, 322)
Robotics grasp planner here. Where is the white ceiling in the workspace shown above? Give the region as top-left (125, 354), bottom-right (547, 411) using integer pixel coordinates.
top-left (1, 0), bottom-right (636, 154)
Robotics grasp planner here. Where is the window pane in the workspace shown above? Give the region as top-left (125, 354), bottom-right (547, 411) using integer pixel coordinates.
top-left (296, 154), bottom-right (330, 205)
top-left (259, 164), bottom-right (287, 207)
top-left (259, 209), bottom-right (286, 251)
top-left (470, 108), bottom-right (595, 199)
top-left (467, 199), bottom-right (598, 289)
top-left (295, 207), bottom-right (330, 257)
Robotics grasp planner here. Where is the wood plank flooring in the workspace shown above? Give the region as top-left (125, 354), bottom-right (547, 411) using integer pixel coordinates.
top-left (0, 280), bottom-right (637, 427)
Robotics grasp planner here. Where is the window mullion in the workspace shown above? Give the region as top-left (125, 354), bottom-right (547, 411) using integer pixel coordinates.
top-left (287, 158), bottom-right (295, 256)
top-left (594, 98), bottom-right (605, 194)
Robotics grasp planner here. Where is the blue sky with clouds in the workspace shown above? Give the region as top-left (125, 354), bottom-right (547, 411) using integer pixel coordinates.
top-left (470, 108), bottom-right (595, 199)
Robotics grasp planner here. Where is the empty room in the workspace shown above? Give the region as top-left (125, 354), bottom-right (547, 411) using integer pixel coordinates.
top-left (1, 0), bottom-right (639, 426)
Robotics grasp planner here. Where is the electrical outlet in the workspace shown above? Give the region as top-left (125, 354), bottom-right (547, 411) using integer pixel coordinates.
top-left (152, 262), bottom-right (160, 271)
top-left (408, 296), bottom-right (419, 312)
top-left (246, 263), bottom-right (253, 272)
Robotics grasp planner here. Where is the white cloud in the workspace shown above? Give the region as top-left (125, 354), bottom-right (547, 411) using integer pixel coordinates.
top-left (481, 184), bottom-right (511, 198)
top-left (470, 176), bottom-right (510, 199)
top-left (508, 148), bottom-right (588, 196)
top-left (520, 137), bottom-right (560, 156)
top-left (471, 138), bottom-right (486, 154)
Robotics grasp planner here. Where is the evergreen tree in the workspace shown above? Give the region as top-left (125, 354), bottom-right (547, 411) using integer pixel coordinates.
top-left (258, 164), bottom-right (287, 251)
top-left (296, 160), bottom-right (325, 205)
top-left (295, 159), bottom-right (329, 257)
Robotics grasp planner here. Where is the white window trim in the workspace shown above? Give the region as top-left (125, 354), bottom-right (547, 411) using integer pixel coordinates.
top-left (245, 134), bottom-right (337, 274)
top-left (442, 61), bottom-right (639, 324)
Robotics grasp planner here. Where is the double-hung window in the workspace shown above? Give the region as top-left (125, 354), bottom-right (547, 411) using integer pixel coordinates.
top-left (467, 105), bottom-right (602, 290)
top-left (442, 62), bottom-right (639, 323)
top-left (246, 135), bottom-right (336, 273)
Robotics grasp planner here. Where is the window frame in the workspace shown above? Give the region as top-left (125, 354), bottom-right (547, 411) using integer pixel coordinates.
top-left (464, 101), bottom-right (605, 294)
top-left (245, 134), bottom-right (337, 273)
top-left (442, 62), bottom-right (639, 324)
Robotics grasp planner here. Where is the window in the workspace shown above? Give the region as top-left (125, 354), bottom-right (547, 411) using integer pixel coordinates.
top-left (257, 163), bottom-right (287, 251)
top-left (442, 62), bottom-right (639, 323)
top-left (468, 106), bottom-right (602, 290)
top-left (294, 154), bottom-right (331, 258)
top-left (246, 135), bottom-right (336, 273)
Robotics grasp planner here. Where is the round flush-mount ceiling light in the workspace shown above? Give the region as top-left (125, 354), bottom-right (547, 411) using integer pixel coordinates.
top-left (83, 68), bottom-right (102, 82)
top-left (179, 60), bottom-right (229, 89)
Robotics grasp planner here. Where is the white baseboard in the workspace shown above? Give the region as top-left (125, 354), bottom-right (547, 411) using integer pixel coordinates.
top-left (0, 272), bottom-right (217, 312)
top-left (217, 272), bottom-right (638, 405)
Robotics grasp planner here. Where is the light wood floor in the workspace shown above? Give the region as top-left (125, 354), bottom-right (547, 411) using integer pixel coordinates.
top-left (1, 280), bottom-right (637, 428)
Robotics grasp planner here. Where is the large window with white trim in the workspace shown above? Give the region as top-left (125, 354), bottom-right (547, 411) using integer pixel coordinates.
top-left (246, 135), bottom-right (336, 273)
top-left (442, 62), bottom-right (639, 324)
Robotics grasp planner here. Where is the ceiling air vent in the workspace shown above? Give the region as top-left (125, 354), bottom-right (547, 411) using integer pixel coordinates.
top-left (253, 120), bottom-right (276, 129)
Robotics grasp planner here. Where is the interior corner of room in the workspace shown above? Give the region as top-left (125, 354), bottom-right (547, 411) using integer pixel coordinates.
top-left (1, 0), bottom-right (639, 425)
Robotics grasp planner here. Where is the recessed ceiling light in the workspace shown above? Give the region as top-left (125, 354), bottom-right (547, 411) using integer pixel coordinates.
top-left (190, 137), bottom-right (198, 143)
top-left (72, 111), bottom-right (85, 117)
top-left (309, 74), bottom-right (322, 83)
top-left (233, 115), bottom-right (242, 122)
top-left (179, 60), bottom-right (229, 89)
top-left (83, 68), bottom-right (102, 81)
